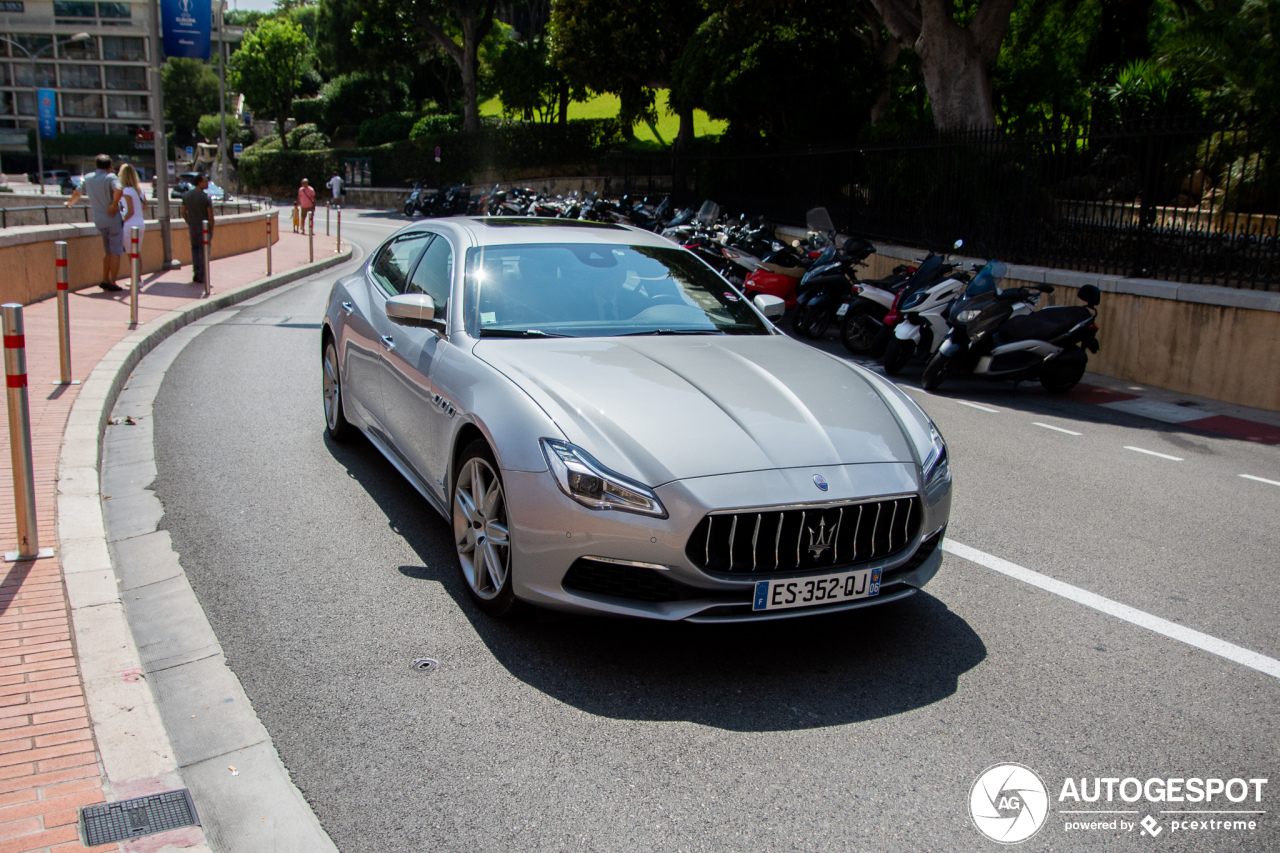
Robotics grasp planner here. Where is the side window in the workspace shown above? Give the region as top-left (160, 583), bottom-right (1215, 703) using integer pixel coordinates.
top-left (370, 233), bottom-right (429, 295)
top-left (407, 234), bottom-right (454, 317)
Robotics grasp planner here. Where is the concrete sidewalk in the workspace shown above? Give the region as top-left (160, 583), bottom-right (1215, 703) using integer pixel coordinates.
top-left (0, 225), bottom-right (349, 852)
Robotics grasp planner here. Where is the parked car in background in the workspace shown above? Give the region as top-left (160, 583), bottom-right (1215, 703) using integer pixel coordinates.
top-left (167, 172), bottom-right (227, 201)
top-left (26, 170), bottom-right (75, 194)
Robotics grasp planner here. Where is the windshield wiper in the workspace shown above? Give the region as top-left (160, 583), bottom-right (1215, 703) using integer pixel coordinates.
top-left (619, 328), bottom-right (725, 336)
top-left (478, 328), bottom-right (569, 338)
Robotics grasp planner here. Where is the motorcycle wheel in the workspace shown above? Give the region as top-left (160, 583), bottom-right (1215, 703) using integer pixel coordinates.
top-left (921, 353), bottom-right (952, 391)
top-left (806, 306), bottom-right (832, 338)
top-left (789, 305), bottom-right (811, 336)
top-left (1040, 357), bottom-right (1087, 393)
top-left (882, 336), bottom-right (915, 376)
top-left (404, 203), bottom-right (414, 216)
top-left (840, 307), bottom-right (880, 355)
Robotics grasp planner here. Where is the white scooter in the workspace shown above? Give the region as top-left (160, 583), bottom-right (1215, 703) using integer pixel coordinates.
top-left (881, 272), bottom-right (969, 376)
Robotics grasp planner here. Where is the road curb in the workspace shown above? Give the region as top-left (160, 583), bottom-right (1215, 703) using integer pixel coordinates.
top-left (57, 248), bottom-right (352, 851)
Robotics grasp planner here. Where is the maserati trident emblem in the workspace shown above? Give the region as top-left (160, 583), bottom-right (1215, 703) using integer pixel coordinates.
top-left (807, 518), bottom-right (835, 559)
top-left (813, 474), bottom-right (828, 491)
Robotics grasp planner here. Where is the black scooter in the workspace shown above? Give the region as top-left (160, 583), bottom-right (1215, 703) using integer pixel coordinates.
top-left (922, 261), bottom-right (1101, 393)
top-left (790, 237), bottom-right (876, 339)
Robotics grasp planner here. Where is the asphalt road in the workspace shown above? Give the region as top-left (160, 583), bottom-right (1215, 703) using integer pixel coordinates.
top-left (138, 211), bottom-right (1278, 852)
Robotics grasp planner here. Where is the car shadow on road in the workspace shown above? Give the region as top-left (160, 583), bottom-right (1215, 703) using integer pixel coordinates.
top-left (328, 432), bottom-right (988, 733)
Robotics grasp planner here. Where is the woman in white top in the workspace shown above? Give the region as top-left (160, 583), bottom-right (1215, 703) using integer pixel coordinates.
top-left (117, 163), bottom-right (146, 255)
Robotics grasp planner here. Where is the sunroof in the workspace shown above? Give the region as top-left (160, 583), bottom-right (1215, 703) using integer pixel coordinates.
top-left (479, 217), bottom-right (625, 229)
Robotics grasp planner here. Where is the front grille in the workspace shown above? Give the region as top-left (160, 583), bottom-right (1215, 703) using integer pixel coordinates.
top-left (562, 559), bottom-right (698, 602)
top-left (687, 496), bottom-right (921, 575)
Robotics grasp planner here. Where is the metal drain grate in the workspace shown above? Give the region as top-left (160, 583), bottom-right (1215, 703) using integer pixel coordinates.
top-left (80, 789), bottom-right (200, 846)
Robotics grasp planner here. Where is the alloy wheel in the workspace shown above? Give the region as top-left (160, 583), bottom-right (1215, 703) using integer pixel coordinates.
top-left (453, 456), bottom-right (510, 600)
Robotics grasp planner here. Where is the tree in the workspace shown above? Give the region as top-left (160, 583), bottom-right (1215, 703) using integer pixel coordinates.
top-left (162, 58), bottom-right (219, 143)
top-left (412, 0), bottom-right (500, 133)
top-left (228, 19), bottom-right (314, 148)
top-left (552, 0), bottom-right (706, 149)
top-left (867, 0), bottom-right (1019, 130)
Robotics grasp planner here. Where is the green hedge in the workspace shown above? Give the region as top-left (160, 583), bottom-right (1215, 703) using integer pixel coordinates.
top-left (240, 119), bottom-right (624, 192)
top-left (359, 112), bottom-right (419, 147)
top-left (291, 97), bottom-right (324, 126)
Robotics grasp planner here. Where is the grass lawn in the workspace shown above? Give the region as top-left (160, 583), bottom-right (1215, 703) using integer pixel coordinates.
top-left (480, 89), bottom-right (726, 149)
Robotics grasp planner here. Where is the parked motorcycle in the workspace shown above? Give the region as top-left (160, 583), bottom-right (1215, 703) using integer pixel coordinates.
top-left (404, 181), bottom-right (427, 216)
top-left (921, 261), bottom-right (1101, 393)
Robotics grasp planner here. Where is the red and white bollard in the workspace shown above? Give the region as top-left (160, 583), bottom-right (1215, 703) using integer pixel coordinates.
top-left (129, 226), bottom-right (140, 326)
top-left (265, 212), bottom-right (273, 276)
top-left (308, 213), bottom-right (314, 263)
top-left (202, 219), bottom-right (211, 298)
top-left (3, 303), bottom-right (51, 561)
top-left (53, 241), bottom-right (76, 386)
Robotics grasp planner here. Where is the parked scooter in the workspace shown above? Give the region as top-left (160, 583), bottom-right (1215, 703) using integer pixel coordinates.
top-left (921, 261), bottom-right (1101, 393)
top-left (404, 181), bottom-right (427, 216)
top-left (791, 236), bottom-right (876, 338)
top-left (881, 266), bottom-right (970, 375)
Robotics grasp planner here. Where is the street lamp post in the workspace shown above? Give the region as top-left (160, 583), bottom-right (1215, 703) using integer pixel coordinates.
top-left (0, 33), bottom-right (90, 196)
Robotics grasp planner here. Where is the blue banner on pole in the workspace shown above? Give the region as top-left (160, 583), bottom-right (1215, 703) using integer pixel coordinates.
top-left (36, 88), bottom-right (56, 140)
top-left (161, 0), bottom-right (211, 60)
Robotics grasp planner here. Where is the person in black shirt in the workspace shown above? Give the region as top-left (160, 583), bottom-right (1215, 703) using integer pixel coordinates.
top-left (179, 174), bottom-right (214, 289)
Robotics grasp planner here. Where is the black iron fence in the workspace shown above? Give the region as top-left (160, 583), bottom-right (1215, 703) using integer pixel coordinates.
top-left (607, 120), bottom-right (1279, 291)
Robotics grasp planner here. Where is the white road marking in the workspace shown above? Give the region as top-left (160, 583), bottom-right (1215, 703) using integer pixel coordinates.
top-left (955, 400), bottom-right (999, 413)
top-left (1240, 474), bottom-right (1280, 488)
top-left (1124, 445), bottom-right (1184, 461)
top-left (1034, 422), bottom-right (1082, 436)
top-left (943, 540), bottom-right (1280, 681)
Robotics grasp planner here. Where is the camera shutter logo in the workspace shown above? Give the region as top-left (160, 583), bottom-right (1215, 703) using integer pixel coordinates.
top-left (969, 764), bottom-right (1049, 843)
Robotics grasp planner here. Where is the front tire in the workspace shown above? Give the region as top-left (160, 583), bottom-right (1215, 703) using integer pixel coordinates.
top-left (882, 335), bottom-right (915, 376)
top-left (805, 305), bottom-right (832, 338)
top-left (322, 339), bottom-right (355, 442)
top-left (789, 304), bottom-right (810, 336)
top-left (452, 441), bottom-right (521, 617)
top-left (922, 353), bottom-right (952, 391)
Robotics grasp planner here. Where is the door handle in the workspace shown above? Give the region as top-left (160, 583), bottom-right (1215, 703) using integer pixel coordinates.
top-left (380, 335), bottom-right (395, 351)
top-left (340, 301), bottom-right (354, 315)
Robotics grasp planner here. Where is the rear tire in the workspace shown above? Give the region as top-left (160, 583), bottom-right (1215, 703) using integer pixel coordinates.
top-left (882, 335), bottom-right (915, 376)
top-left (322, 339), bottom-right (355, 442)
top-left (922, 353), bottom-right (952, 391)
top-left (1040, 356), bottom-right (1087, 393)
top-left (839, 306), bottom-right (880, 354)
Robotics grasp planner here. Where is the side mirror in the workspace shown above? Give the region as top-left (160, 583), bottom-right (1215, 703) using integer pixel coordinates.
top-left (386, 293), bottom-right (440, 328)
top-left (753, 294), bottom-right (786, 320)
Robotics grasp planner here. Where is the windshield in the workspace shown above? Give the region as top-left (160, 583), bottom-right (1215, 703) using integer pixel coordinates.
top-left (463, 243), bottom-right (771, 338)
top-left (964, 260), bottom-right (1007, 298)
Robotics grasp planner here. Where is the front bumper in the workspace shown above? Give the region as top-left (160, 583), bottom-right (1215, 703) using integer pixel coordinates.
top-left (503, 461), bottom-right (951, 622)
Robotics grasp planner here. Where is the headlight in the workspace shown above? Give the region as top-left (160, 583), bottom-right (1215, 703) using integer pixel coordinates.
top-left (901, 289), bottom-right (928, 311)
top-left (540, 439), bottom-right (668, 518)
top-left (954, 308), bottom-right (982, 323)
top-left (922, 425), bottom-right (951, 489)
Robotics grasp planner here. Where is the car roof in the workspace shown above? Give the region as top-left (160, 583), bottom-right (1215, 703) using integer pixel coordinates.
top-left (400, 216), bottom-right (677, 250)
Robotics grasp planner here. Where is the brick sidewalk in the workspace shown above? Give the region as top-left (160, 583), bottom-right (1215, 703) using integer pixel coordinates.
top-left (0, 226), bottom-right (329, 853)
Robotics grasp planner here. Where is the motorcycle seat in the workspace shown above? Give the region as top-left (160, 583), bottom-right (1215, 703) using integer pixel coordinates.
top-left (999, 306), bottom-right (1093, 342)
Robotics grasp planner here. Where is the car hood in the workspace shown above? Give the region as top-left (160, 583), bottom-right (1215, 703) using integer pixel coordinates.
top-left (474, 335), bottom-right (914, 486)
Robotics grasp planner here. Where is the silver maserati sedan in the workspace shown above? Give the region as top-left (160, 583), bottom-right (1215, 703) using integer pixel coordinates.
top-left (321, 217), bottom-right (951, 621)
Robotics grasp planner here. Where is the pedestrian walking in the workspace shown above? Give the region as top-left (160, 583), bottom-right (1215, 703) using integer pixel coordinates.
top-left (327, 171), bottom-right (343, 203)
top-left (298, 178), bottom-right (316, 230)
top-left (118, 163), bottom-right (146, 254)
top-left (179, 174), bottom-right (214, 290)
top-left (65, 153), bottom-right (125, 291)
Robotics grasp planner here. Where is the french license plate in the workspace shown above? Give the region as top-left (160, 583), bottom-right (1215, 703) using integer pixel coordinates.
top-left (835, 302), bottom-right (850, 317)
top-left (753, 567), bottom-right (881, 612)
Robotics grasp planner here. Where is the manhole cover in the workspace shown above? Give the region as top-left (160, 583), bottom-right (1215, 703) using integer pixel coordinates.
top-left (80, 789), bottom-right (199, 846)
top-left (411, 657), bottom-right (439, 672)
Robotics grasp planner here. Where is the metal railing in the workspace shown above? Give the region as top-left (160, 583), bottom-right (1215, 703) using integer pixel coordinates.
top-left (607, 119), bottom-right (1280, 291)
top-left (0, 200), bottom-right (264, 229)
